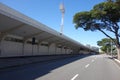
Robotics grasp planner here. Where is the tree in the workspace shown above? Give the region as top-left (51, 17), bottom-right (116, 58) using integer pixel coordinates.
top-left (73, 0), bottom-right (120, 60)
top-left (97, 38), bottom-right (115, 54)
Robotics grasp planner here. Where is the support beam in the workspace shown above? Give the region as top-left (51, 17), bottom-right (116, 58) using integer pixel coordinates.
top-left (24, 31), bottom-right (45, 40)
top-left (38, 36), bottom-right (54, 43)
top-left (0, 24), bottom-right (25, 44)
top-left (1, 24), bottom-right (25, 35)
top-left (56, 41), bottom-right (74, 49)
top-left (48, 39), bottom-right (61, 46)
top-left (52, 39), bottom-right (70, 46)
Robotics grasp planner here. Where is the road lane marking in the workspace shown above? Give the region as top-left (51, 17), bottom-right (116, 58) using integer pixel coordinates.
top-left (71, 74), bottom-right (79, 80)
top-left (85, 64), bottom-right (90, 68)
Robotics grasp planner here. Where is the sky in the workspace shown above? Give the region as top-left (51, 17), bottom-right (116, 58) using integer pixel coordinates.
top-left (0, 0), bottom-right (111, 47)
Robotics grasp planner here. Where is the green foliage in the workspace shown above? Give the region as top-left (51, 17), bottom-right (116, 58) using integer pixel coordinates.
top-left (73, 1), bottom-right (120, 30)
top-left (93, 2), bottom-right (120, 22)
top-left (73, 0), bottom-right (120, 47)
top-left (97, 38), bottom-right (115, 52)
top-left (73, 11), bottom-right (92, 30)
top-left (97, 38), bottom-right (111, 52)
top-left (97, 38), bottom-right (111, 46)
top-left (100, 45), bottom-right (109, 52)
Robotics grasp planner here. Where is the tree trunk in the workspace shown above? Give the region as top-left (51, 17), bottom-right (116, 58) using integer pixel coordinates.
top-left (117, 47), bottom-right (120, 60)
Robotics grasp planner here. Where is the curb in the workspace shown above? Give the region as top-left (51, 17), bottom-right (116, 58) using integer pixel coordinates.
top-left (114, 58), bottom-right (120, 64)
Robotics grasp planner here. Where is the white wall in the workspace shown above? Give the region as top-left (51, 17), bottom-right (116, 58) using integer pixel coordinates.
top-left (33, 45), bottom-right (38, 55)
top-left (62, 48), bottom-right (65, 54)
top-left (56, 47), bottom-right (61, 54)
top-left (24, 43), bottom-right (32, 56)
top-left (39, 45), bottom-right (48, 55)
top-left (49, 43), bottom-right (56, 55)
top-left (1, 41), bottom-right (22, 57)
top-left (0, 40), bottom-right (77, 57)
top-left (66, 49), bottom-right (70, 54)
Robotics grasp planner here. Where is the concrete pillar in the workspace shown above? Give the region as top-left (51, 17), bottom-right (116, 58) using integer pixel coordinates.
top-left (61, 47), bottom-right (62, 54)
top-left (32, 44), bottom-right (38, 56)
top-left (32, 44), bottom-right (33, 55)
top-left (22, 40), bottom-right (27, 56)
top-left (38, 42), bottom-right (42, 55)
top-left (22, 42), bottom-right (25, 56)
top-left (0, 40), bottom-right (2, 56)
top-left (48, 45), bottom-right (50, 55)
top-left (0, 34), bottom-right (6, 56)
top-left (48, 44), bottom-right (51, 55)
top-left (55, 44), bottom-right (57, 55)
top-left (48, 43), bottom-right (58, 55)
top-left (65, 48), bottom-right (67, 54)
top-left (37, 44), bottom-right (39, 55)
top-left (62, 47), bottom-right (65, 54)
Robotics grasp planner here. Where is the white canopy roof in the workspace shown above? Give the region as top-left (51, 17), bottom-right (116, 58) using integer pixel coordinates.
top-left (0, 3), bottom-right (92, 52)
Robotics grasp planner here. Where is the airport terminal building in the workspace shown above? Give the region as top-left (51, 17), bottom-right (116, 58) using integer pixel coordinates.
top-left (0, 3), bottom-right (95, 57)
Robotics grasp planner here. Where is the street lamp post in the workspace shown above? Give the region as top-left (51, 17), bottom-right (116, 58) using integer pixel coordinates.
top-left (59, 3), bottom-right (65, 35)
top-left (111, 40), bottom-right (113, 57)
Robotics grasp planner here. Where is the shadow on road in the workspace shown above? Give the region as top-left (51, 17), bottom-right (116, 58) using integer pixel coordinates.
top-left (0, 54), bottom-right (93, 80)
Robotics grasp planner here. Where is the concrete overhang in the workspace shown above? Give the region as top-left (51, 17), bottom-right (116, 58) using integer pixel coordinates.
top-left (0, 3), bottom-right (93, 52)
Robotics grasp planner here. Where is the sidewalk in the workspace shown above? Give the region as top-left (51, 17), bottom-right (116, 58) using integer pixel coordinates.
top-left (0, 54), bottom-right (78, 69)
top-left (109, 55), bottom-right (120, 66)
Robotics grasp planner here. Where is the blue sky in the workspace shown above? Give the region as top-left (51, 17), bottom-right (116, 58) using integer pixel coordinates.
top-left (0, 0), bottom-right (110, 47)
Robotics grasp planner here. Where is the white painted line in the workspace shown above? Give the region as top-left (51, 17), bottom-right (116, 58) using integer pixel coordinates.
top-left (92, 59), bottom-right (94, 62)
top-left (71, 74), bottom-right (79, 80)
top-left (85, 64), bottom-right (90, 68)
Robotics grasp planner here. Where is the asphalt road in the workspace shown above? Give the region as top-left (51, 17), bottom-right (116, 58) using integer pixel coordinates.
top-left (0, 54), bottom-right (120, 80)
